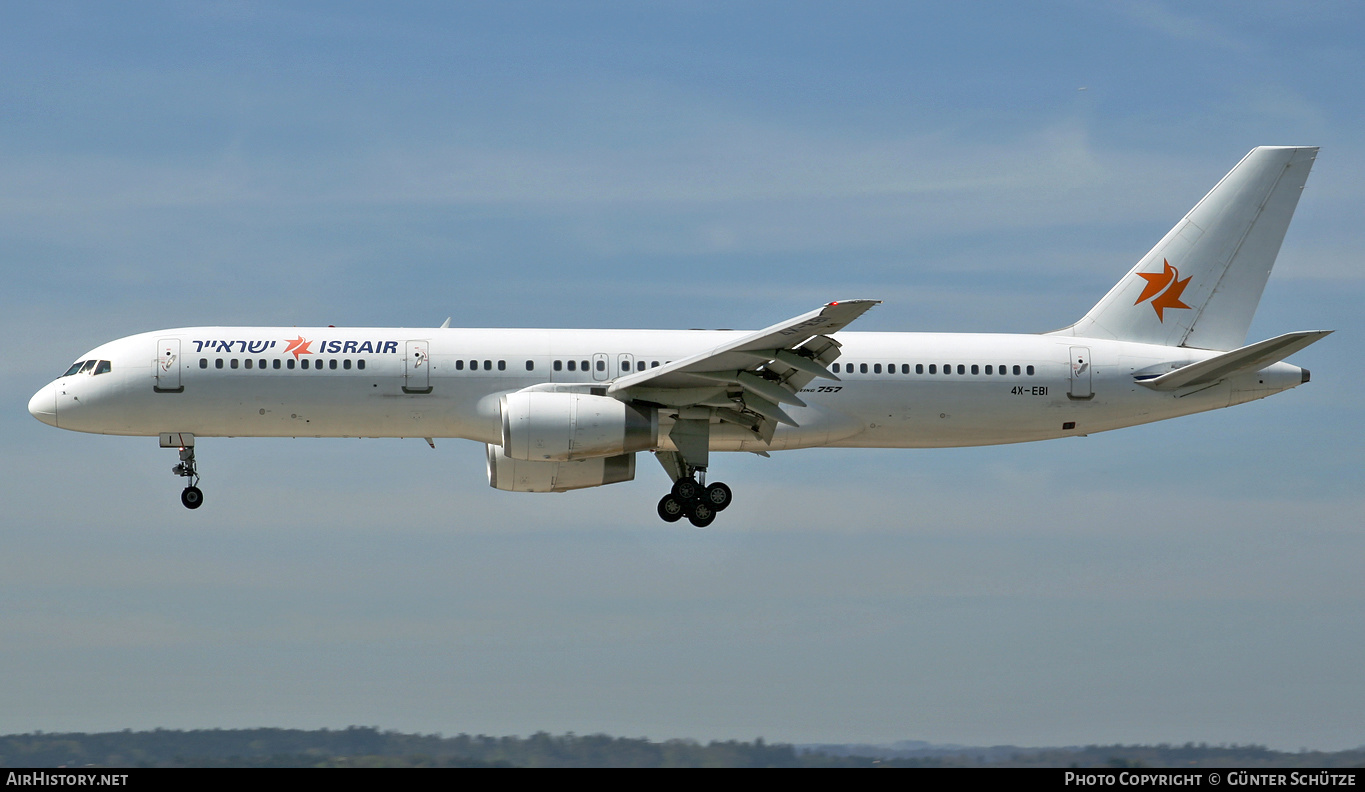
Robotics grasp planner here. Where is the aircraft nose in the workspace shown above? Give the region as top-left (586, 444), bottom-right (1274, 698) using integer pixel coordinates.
top-left (28, 384), bottom-right (57, 427)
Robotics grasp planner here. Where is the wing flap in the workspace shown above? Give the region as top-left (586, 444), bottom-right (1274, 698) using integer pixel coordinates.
top-left (608, 300), bottom-right (878, 435)
top-left (607, 300), bottom-right (878, 395)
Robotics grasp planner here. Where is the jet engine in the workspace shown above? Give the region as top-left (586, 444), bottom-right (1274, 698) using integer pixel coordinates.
top-left (500, 391), bottom-right (657, 462)
top-left (486, 443), bottom-right (636, 492)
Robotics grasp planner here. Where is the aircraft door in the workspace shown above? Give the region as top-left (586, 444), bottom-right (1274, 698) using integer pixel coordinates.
top-left (404, 340), bottom-right (433, 394)
top-left (592, 353), bottom-right (609, 382)
top-left (617, 353), bottom-right (634, 378)
top-left (155, 338), bottom-right (183, 393)
top-left (1069, 346), bottom-right (1093, 399)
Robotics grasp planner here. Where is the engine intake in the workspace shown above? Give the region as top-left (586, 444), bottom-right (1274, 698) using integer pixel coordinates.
top-left (501, 391), bottom-right (657, 462)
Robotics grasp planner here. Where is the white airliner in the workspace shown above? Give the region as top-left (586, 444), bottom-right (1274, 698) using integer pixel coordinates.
top-left (29, 146), bottom-right (1329, 526)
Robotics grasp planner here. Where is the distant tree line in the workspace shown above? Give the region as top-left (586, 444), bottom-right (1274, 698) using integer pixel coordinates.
top-left (0, 728), bottom-right (883, 768)
top-left (1, 728), bottom-right (1361, 768)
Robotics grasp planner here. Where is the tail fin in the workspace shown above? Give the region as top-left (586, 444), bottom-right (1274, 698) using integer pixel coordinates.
top-left (1052, 146), bottom-right (1317, 350)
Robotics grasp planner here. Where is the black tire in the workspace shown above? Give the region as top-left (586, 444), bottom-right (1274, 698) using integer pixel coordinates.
top-left (181, 486), bottom-right (204, 510)
top-left (688, 501), bottom-right (716, 528)
top-left (657, 494), bottom-right (685, 523)
top-left (704, 482), bottom-right (732, 512)
top-left (671, 477), bottom-right (699, 501)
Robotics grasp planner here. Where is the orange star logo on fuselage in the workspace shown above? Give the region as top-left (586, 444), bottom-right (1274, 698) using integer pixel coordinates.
top-left (283, 336), bottom-right (314, 360)
top-left (1134, 259), bottom-right (1192, 321)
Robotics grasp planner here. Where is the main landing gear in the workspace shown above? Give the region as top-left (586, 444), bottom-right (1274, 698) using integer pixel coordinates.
top-left (655, 419), bottom-right (734, 528)
top-left (657, 471), bottom-right (732, 528)
top-left (172, 445), bottom-right (203, 510)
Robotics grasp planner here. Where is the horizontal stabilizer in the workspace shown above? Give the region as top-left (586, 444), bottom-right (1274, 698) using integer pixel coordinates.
top-left (1136, 330), bottom-right (1331, 391)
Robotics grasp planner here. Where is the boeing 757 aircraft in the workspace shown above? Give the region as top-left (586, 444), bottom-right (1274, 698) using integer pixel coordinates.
top-left (29, 146), bottom-right (1329, 527)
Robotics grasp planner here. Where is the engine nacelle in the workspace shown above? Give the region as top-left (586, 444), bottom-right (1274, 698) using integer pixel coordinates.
top-left (486, 443), bottom-right (636, 492)
top-left (501, 391), bottom-right (657, 462)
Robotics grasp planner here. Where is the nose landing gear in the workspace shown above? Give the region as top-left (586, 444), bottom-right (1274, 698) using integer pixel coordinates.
top-left (161, 433), bottom-right (203, 510)
top-left (173, 446), bottom-right (203, 509)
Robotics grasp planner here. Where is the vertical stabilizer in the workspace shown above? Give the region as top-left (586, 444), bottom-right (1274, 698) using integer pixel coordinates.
top-left (1053, 146), bottom-right (1317, 350)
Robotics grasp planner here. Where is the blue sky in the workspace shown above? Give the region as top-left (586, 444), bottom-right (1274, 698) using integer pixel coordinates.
top-left (2, 1), bottom-right (1363, 750)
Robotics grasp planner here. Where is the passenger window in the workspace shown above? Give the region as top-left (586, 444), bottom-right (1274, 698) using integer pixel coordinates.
top-left (259, 359), bottom-right (266, 369)
top-left (456, 360), bottom-right (464, 370)
top-left (916, 364), bottom-right (924, 374)
top-left (484, 360), bottom-right (492, 371)
top-left (287, 359), bottom-right (295, 370)
top-left (873, 363), bottom-right (882, 374)
top-left (581, 360), bottom-right (589, 371)
top-left (469, 360), bottom-right (477, 370)
top-left (230, 359), bottom-right (239, 369)
top-left (929, 364), bottom-right (936, 374)
top-left (200, 359), bottom-right (208, 369)
top-left (901, 364), bottom-right (909, 374)
top-left (971, 364), bottom-right (979, 375)
top-left (832, 363), bottom-right (840, 374)
top-left (357, 360), bottom-right (365, 370)
top-left (273, 359), bottom-right (280, 370)
top-left (526, 360), bottom-right (534, 371)
top-left (343, 359), bottom-right (351, 370)
top-left (215, 359), bottom-right (224, 369)
top-left (245, 359), bottom-right (253, 369)
top-left (859, 363), bottom-right (868, 374)
top-left (553, 360), bottom-right (562, 371)
top-left (330, 359), bottom-right (338, 370)
top-left (302, 359), bottom-right (310, 369)
top-left (637, 361), bottom-right (646, 371)
top-left (567, 360), bottom-right (576, 372)
top-left (498, 360), bottom-right (506, 371)
top-left (1027, 365), bottom-right (1035, 376)
top-left (596, 360), bottom-right (604, 372)
top-left (957, 364), bottom-right (965, 375)
top-left (1013, 365), bottom-right (1021, 375)
top-left (985, 365), bottom-right (992, 375)
top-left (651, 361), bottom-right (659, 368)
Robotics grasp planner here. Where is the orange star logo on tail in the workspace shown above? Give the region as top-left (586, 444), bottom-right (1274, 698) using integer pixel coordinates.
top-left (283, 336), bottom-right (314, 360)
top-left (1133, 259), bottom-right (1192, 321)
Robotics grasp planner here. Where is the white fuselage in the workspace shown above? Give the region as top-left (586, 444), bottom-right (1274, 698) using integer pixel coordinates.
top-left (28, 325), bottom-right (1307, 452)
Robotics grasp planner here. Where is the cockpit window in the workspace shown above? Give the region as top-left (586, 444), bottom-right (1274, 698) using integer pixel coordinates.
top-left (93, 360), bottom-right (112, 375)
top-left (79, 360), bottom-right (98, 374)
top-left (63, 361), bottom-right (86, 377)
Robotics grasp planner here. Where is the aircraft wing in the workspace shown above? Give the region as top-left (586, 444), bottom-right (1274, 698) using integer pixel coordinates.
top-left (1136, 330), bottom-right (1331, 391)
top-left (607, 299), bottom-right (879, 428)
